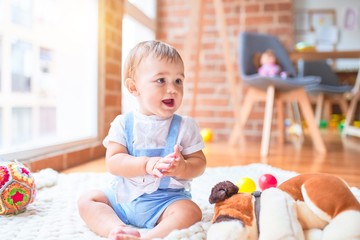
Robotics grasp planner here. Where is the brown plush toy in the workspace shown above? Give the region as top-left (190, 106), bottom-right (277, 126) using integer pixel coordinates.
top-left (207, 173), bottom-right (360, 240)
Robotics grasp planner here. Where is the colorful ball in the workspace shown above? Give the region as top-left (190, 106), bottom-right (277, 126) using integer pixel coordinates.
top-left (235, 177), bottom-right (256, 193)
top-left (258, 174), bottom-right (277, 191)
top-left (0, 161), bottom-right (36, 215)
top-left (200, 128), bottom-right (213, 143)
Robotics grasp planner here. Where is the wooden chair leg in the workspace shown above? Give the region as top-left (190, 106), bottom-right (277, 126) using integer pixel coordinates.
top-left (292, 102), bottom-right (305, 143)
top-left (343, 92), bottom-right (360, 131)
top-left (276, 99), bottom-right (284, 145)
top-left (324, 99), bottom-right (331, 122)
top-left (297, 90), bottom-right (326, 153)
top-left (338, 98), bottom-right (349, 117)
top-left (315, 93), bottom-right (325, 124)
top-left (261, 85), bottom-right (275, 157)
top-left (229, 88), bottom-right (257, 146)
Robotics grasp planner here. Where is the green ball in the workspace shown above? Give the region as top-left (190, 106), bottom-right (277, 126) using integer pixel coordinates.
top-left (319, 120), bottom-right (328, 129)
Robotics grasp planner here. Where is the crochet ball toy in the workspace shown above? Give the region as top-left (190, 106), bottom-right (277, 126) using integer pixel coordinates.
top-left (0, 161), bottom-right (36, 215)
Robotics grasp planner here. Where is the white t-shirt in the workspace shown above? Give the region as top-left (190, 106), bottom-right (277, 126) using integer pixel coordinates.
top-left (103, 111), bottom-right (205, 203)
top-left (103, 111), bottom-right (205, 156)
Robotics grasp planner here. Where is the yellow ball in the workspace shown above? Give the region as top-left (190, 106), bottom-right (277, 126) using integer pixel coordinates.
top-left (200, 128), bottom-right (213, 142)
top-left (235, 177), bottom-right (256, 193)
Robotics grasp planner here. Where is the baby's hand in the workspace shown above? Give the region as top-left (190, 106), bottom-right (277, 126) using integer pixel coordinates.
top-left (161, 145), bottom-right (185, 177)
top-left (145, 156), bottom-right (174, 178)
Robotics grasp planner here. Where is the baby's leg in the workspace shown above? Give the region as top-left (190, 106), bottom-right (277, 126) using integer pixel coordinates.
top-left (78, 190), bottom-right (140, 239)
top-left (143, 199), bottom-right (202, 239)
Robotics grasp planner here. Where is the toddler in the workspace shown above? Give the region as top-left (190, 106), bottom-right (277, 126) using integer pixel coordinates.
top-left (78, 40), bottom-right (207, 240)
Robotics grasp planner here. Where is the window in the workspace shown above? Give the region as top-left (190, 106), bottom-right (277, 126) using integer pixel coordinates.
top-left (11, 107), bottom-right (32, 144)
top-left (0, 38), bottom-right (2, 92)
top-left (0, 108), bottom-right (2, 146)
top-left (11, 0), bottom-right (33, 27)
top-left (122, 0), bottom-right (157, 113)
top-left (39, 107), bottom-right (56, 136)
top-left (0, 0), bottom-right (98, 160)
top-left (11, 40), bottom-right (32, 92)
top-left (39, 48), bottom-right (55, 96)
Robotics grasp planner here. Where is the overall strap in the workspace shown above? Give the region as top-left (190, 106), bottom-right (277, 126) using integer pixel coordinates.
top-left (160, 114), bottom-right (182, 188)
top-left (124, 112), bottom-right (134, 155)
top-left (163, 114), bottom-right (182, 156)
top-left (124, 113), bottom-right (181, 157)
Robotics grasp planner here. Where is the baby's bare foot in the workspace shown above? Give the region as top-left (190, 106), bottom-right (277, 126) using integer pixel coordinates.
top-left (108, 226), bottom-right (141, 240)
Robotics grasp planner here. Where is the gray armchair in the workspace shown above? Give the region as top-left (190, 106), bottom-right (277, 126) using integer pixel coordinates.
top-left (299, 60), bottom-right (353, 125)
top-left (239, 32), bottom-right (321, 91)
top-left (230, 32), bottom-right (326, 157)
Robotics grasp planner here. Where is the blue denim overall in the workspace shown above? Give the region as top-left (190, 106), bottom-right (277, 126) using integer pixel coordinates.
top-left (104, 113), bottom-right (191, 228)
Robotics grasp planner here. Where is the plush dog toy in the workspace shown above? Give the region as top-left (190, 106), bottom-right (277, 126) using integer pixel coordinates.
top-left (207, 173), bottom-right (360, 240)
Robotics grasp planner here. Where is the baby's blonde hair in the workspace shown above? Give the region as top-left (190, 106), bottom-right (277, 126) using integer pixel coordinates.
top-left (123, 40), bottom-right (184, 81)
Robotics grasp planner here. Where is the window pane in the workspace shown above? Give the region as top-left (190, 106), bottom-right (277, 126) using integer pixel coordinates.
top-left (0, 38), bottom-right (2, 92)
top-left (11, 107), bottom-right (32, 144)
top-left (11, 0), bottom-right (33, 27)
top-left (35, 0), bottom-right (57, 25)
top-left (39, 107), bottom-right (56, 136)
top-left (39, 47), bottom-right (55, 96)
top-left (11, 40), bottom-right (32, 92)
top-left (0, 108), bottom-right (2, 147)
top-left (0, 1), bottom-right (3, 25)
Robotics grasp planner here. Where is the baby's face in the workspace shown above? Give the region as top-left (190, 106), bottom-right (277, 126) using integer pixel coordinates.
top-left (260, 53), bottom-right (275, 65)
top-left (133, 54), bottom-right (184, 118)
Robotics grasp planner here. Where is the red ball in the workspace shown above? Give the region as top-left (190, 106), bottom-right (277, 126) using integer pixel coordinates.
top-left (258, 174), bottom-right (277, 191)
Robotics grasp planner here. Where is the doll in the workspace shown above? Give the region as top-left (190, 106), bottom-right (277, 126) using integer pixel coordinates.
top-left (254, 49), bottom-right (281, 77)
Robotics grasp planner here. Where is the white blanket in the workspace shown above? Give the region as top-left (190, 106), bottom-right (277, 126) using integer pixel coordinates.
top-left (1, 163), bottom-right (359, 240)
